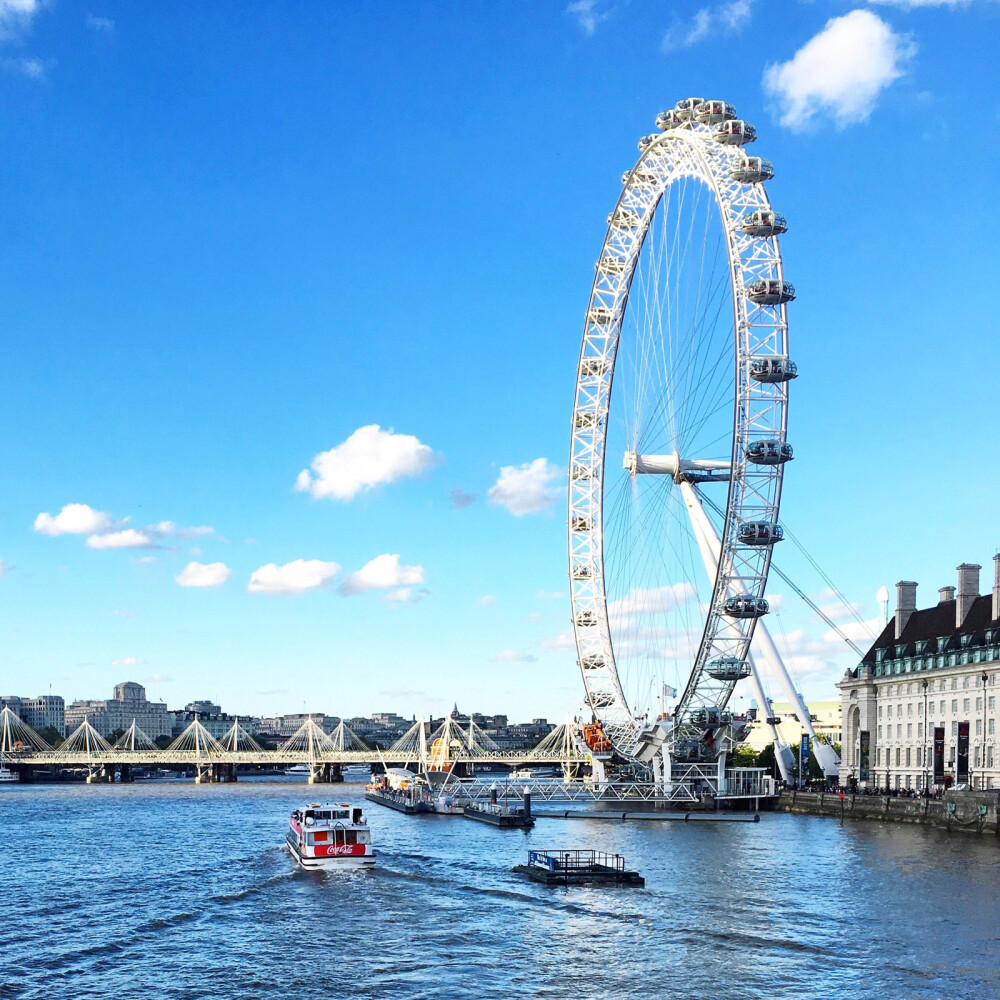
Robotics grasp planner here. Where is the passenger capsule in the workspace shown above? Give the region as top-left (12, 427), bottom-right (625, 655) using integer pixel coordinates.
top-left (723, 594), bottom-right (769, 618)
top-left (746, 440), bottom-right (793, 466)
top-left (572, 562), bottom-right (592, 579)
top-left (587, 305), bottom-right (614, 325)
top-left (655, 109), bottom-right (685, 131)
top-left (637, 133), bottom-right (659, 152)
top-left (695, 100), bottom-right (736, 124)
top-left (691, 706), bottom-right (724, 728)
top-left (707, 658), bottom-right (752, 682)
top-left (579, 357), bottom-right (609, 377)
top-left (737, 521), bottom-right (784, 546)
top-left (574, 610), bottom-right (597, 627)
top-left (737, 210), bottom-right (787, 238)
top-left (607, 207), bottom-right (642, 229)
top-left (729, 156), bottom-right (774, 184)
top-left (713, 120), bottom-right (756, 145)
top-left (596, 254), bottom-right (628, 275)
top-left (573, 410), bottom-right (601, 429)
top-left (571, 515), bottom-right (594, 532)
top-left (586, 690), bottom-right (615, 709)
top-left (746, 278), bottom-right (795, 305)
top-left (750, 357), bottom-right (798, 383)
top-left (674, 737), bottom-right (701, 761)
top-left (580, 654), bottom-right (604, 669)
top-left (571, 463), bottom-right (595, 480)
top-left (626, 165), bottom-right (660, 187)
top-left (674, 97), bottom-right (705, 121)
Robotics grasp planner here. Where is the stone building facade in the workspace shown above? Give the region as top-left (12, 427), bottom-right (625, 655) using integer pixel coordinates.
top-left (839, 557), bottom-right (1000, 791)
top-left (0, 695), bottom-right (66, 736)
top-left (65, 681), bottom-right (174, 739)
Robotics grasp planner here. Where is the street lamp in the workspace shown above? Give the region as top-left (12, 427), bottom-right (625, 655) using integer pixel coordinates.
top-left (981, 671), bottom-right (989, 790)
top-left (921, 678), bottom-right (929, 795)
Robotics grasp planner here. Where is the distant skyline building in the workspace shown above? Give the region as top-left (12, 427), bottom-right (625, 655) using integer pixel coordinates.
top-left (66, 681), bottom-right (174, 739)
top-left (840, 556), bottom-right (1000, 791)
top-left (0, 694), bottom-right (66, 736)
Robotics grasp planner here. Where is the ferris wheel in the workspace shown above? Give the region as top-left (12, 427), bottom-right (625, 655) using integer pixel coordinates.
top-left (568, 98), bottom-right (796, 761)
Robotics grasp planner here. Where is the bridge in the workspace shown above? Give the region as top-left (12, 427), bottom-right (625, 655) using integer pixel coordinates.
top-left (0, 707), bottom-right (592, 784)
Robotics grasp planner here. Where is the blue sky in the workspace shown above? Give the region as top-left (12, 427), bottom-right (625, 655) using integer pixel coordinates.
top-left (0, 0), bottom-right (996, 722)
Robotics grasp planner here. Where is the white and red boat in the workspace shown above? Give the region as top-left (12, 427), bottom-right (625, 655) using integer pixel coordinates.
top-left (286, 802), bottom-right (376, 870)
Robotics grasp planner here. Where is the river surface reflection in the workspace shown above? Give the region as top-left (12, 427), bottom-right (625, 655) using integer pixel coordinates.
top-left (1, 779), bottom-right (998, 999)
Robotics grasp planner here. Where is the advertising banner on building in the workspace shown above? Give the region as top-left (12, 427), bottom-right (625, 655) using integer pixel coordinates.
top-left (799, 733), bottom-right (811, 782)
top-left (957, 721), bottom-right (970, 783)
top-left (859, 731), bottom-right (870, 781)
top-left (933, 727), bottom-right (945, 782)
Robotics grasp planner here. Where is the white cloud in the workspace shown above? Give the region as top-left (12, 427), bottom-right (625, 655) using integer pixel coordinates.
top-left (248, 559), bottom-right (340, 595)
top-left (540, 629), bottom-right (576, 652)
top-left (151, 521), bottom-right (215, 540)
top-left (296, 424), bottom-right (441, 501)
top-left (0, 0), bottom-right (39, 40)
top-left (111, 656), bottom-right (144, 668)
top-left (86, 13), bottom-right (114, 31)
top-left (535, 590), bottom-right (564, 600)
top-left (112, 608), bottom-right (136, 618)
top-left (450, 488), bottom-right (477, 509)
top-left (340, 553), bottom-right (424, 596)
top-left (566, 0), bottom-right (608, 35)
top-left (762, 10), bottom-right (914, 131)
top-left (822, 618), bottom-right (881, 643)
top-left (662, 1), bottom-right (752, 52)
top-left (868, 0), bottom-right (969, 6)
top-left (145, 672), bottom-right (172, 683)
top-left (87, 529), bottom-right (156, 550)
top-left (175, 561), bottom-right (232, 588)
top-left (494, 649), bottom-right (539, 663)
top-left (764, 593), bottom-right (785, 613)
top-left (3, 56), bottom-right (47, 79)
top-left (478, 595), bottom-right (496, 606)
top-left (136, 555), bottom-right (156, 565)
top-left (608, 582), bottom-right (698, 621)
top-left (34, 503), bottom-right (113, 536)
top-left (383, 586), bottom-right (431, 605)
top-left (488, 458), bottom-right (561, 516)
top-left (526, 612), bottom-right (543, 623)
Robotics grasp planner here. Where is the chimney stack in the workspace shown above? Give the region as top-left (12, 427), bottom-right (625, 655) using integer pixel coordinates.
top-left (956, 563), bottom-right (981, 628)
top-left (895, 580), bottom-right (917, 640)
top-left (992, 553), bottom-right (1000, 622)
top-left (939, 586), bottom-right (956, 605)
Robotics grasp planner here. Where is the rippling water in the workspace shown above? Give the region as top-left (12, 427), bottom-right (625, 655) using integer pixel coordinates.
top-left (1, 778), bottom-right (998, 999)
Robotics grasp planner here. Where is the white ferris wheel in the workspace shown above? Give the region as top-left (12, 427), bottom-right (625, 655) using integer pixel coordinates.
top-left (569, 98), bottom-right (798, 763)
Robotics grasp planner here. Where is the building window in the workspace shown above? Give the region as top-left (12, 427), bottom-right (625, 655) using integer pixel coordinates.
top-left (895, 748), bottom-right (901, 766)
top-left (897, 724), bottom-right (902, 739)
top-left (963, 698), bottom-right (970, 712)
top-left (905, 748), bottom-right (911, 766)
top-left (878, 705), bottom-right (883, 719)
top-left (952, 722), bottom-right (958, 736)
top-left (940, 700), bottom-right (946, 715)
top-left (977, 697), bottom-right (983, 712)
top-left (876, 748), bottom-right (881, 765)
top-left (907, 704), bottom-right (913, 717)
top-left (952, 700), bottom-right (959, 713)
top-left (951, 678), bottom-right (958, 690)
top-left (990, 719), bottom-right (996, 736)
top-left (916, 747), bottom-right (922, 766)
top-left (917, 722), bottom-right (923, 738)
top-left (989, 696), bottom-right (996, 712)
top-left (929, 703), bottom-right (935, 718)
top-left (886, 705), bottom-right (892, 719)
top-left (975, 719), bottom-right (982, 735)
top-left (963, 676), bottom-right (970, 689)
top-left (907, 723), bottom-right (912, 739)
top-left (877, 725), bottom-right (882, 739)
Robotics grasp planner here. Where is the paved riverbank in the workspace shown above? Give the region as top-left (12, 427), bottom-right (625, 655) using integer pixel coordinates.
top-left (777, 789), bottom-right (1000, 836)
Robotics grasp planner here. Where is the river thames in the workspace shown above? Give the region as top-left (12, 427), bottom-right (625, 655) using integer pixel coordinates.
top-left (1, 779), bottom-right (998, 1000)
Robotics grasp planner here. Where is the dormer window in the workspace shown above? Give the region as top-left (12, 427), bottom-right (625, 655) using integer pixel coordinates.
top-left (915, 640), bottom-right (928, 654)
top-left (937, 637), bottom-right (949, 652)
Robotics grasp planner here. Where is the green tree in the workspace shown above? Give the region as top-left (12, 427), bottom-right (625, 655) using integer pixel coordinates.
top-left (756, 742), bottom-right (778, 778)
top-left (36, 725), bottom-right (63, 748)
top-left (108, 728), bottom-right (126, 744)
top-left (154, 735), bottom-right (173, 750)
top-left (729, 744), bottom-right (758, 768)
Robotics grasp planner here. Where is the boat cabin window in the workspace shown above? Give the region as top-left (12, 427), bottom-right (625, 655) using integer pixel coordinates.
top-left (305, 809), bottom-right (350, 821)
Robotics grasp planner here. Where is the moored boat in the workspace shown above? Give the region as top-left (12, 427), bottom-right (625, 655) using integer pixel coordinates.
top-left (0, 766), bottom-right (17, 784)
top-left (286, 802), bottom-right (376, 870)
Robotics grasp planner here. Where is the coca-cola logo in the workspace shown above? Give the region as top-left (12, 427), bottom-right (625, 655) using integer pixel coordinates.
top-left (323, 844), bottom-right (360, 856)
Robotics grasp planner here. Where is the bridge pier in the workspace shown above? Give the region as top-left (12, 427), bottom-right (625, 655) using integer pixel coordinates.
top-left (194, 763), bottom-right (213, 784)
top-left (306, 763), bottom-right (343, 783)
top-left (119, 764), bottom-right (134, 783)
top-left (86, 765), bottom-right (114, 783)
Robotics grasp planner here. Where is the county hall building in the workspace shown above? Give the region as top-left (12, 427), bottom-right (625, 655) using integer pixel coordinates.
top-left (839, 556), bottom-right (1000, 791)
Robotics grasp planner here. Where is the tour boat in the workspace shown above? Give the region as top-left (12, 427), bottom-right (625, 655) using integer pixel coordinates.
top-left (286, 802), bottom-right (376, 870)
top-left (0, 766), bottom-right (17, 784)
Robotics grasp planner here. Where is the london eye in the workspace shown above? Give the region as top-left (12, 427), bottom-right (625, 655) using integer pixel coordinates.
top-left (569, 98), bottom-right (797, 764)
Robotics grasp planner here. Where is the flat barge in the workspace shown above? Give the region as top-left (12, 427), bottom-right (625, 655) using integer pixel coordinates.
top-left (463, 802), bottom-right (534, 829)
top-left (514, 849), bottom-right (644, 887)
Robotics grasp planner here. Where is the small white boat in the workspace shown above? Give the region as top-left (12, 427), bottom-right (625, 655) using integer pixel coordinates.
top-left (284, 764), bottom-right (310, 776)
top-left (286, 802), bottom-right (376, 870)
top-left (0, 766), bottom-right (17, 784)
